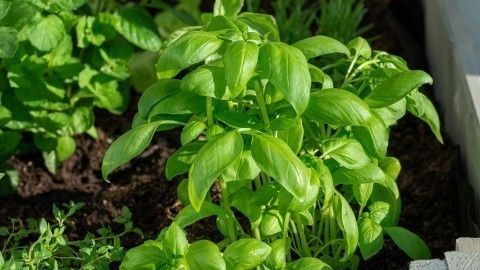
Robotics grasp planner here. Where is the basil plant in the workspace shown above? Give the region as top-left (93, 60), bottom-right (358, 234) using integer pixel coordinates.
top-left (0, 0), bottom-right (161, 173)
top-left (103, 0), bottom-right (442, 269)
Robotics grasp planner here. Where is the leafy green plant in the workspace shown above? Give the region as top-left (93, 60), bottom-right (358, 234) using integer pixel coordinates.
top-left (245, 0), bottom-right (372, 43)
top-left (103, 0), bottom-right (442, 268)
top-left (0, 202), bottom-right (141, 269)
top-left (0, 0), bottom-right (161, 173)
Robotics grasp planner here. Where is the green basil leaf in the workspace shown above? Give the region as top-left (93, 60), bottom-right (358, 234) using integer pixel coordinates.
top-left (27, 15), bottom-right (65, 52)
top-left (265, 239), bottom-right (287, 269)
top-left (259, 42), bottom-right (311, 115)
top-left (224, 238), bottom-right (271, 269)
top-left (213, 0), bottom-right (244, 17)
top-left (181, 120), bottom-right (206, 145)
top-left (0, 27), bottom-right (17, 58)
top-left (102, 121), bottom-right (180, 180)
top-left (224, 41), bottom-right (259, 97)
top-left (406, 90), bottom-right (443, 143)
top-left (368, 201), bottom-right (390, 224)
top-left (365, 70), bottom-right (433, 108)
top-left (287, 258), bottom-right (332, 270)
top-left (280, 172), bottom-right (320, 213)
top-left (221, 150), bottom-right (260, 182)
top-left (373, 99), bottom-right (406, 127)
top-left (259, 209), bottom-right (282, 236)
top-left (181, 66), bottom-right (233, 100)
top-left (370, 183), bottom-right (401, 227)
top-left (306, 89), bottom-right (372, 126)
top-left (353, 183), bottom-right (373, 207)
top-left (293, 35), bottom-right (349, 59)
top-left (309, 65), bottom-right (333, 89)
top-left (321, 138), bottom-right (370, 169)
top-left (156, 31), bottom-right (222, 79)
top-left (333, 192), bottom-right (358, 261)
top-left (216, 111), bottom-right (262, 129)
top-left (251, 133), bottom-right (310, 199)
top-left (185, 240), bottom-right (226, 270)
top-left (116, 6), bottom-right (162, 51)
top-left (120, 240), bottom-right (169, 270)
top-left (384, 226), bottom-right (431, 260)
top-left (276, 117), bottom-right (304, 154)
top-left (164, 222), bottom-right (188, 256)
top-left (175, 202), bottom-right (224, 228)
top-left (332, 162), bottom-right (385, 185)
top-left (166, 141), bottom-right (204, 180)
top-left (149, 92), bottom-right (206, 116)
top-left (353, 112), bottom-right (389, 158)
top-left (237, 12), bottom-right (280, 41)
top-left (138, 79), bottom-right (181, 119)
top-left (347, 37), bottom-right (371, 58)
top-left (358, 216), bottom-right (383, 260)
top-left (379, 157), bottom-right (401, 180)
top-left (189, 131), bottom-right (243, 211)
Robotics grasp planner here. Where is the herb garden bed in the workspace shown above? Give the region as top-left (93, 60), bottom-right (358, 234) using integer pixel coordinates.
top-left (0, 0), bottom-right (464, 269)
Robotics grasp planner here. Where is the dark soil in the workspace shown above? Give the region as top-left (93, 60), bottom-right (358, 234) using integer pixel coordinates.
top-left (0, 1), bottom-right (463, 269)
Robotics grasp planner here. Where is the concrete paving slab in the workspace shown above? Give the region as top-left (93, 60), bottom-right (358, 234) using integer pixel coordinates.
top-left (409, 259), bottom-right (447, 270)
top-left (456, 238), bottom-right (480, 251)
top-left (445, 251), bottom-right (480, 270)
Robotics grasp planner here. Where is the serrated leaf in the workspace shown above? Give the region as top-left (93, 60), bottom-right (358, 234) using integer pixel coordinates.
top-left (27, 15), bottom-right (65, 52)
top-left (0, 27), bottom-right (17, 58)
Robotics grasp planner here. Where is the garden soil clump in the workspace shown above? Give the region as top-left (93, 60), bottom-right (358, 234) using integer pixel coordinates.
top-left (0, 1), bottom-right (461, 269)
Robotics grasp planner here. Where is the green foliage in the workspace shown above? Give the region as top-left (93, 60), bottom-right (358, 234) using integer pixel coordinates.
top-left (0, 202), bottom-right (141, 269)
top-left (0, 0), bottom-right (163, 174)
top-left (103, 1), bottom-right (442, 269)
top-left (246, 0), bottom-right (372, 43)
